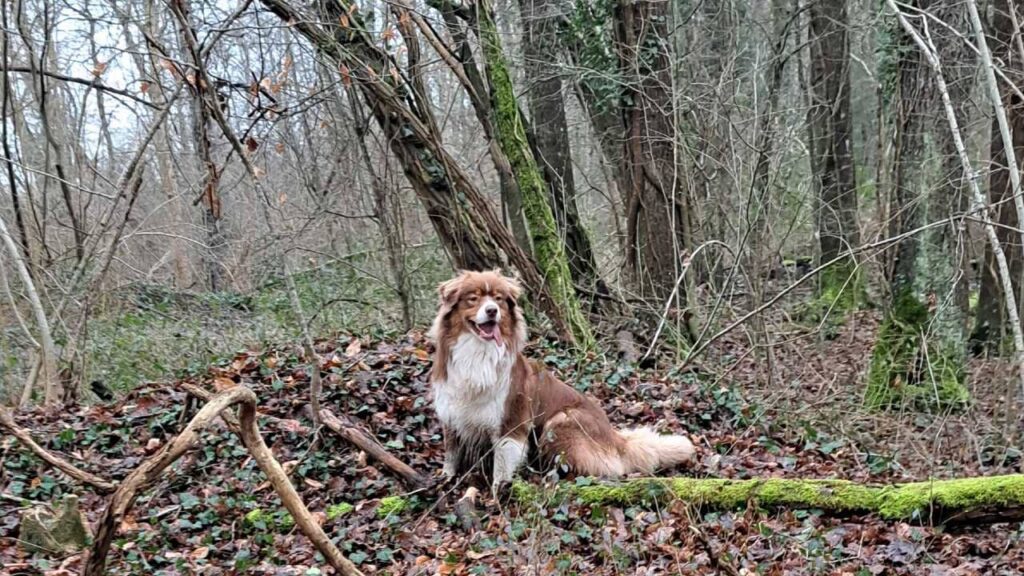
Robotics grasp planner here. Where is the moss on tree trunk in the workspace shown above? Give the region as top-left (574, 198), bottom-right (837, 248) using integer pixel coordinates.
top-left (865, 290), bottom-right (968, 409)
top-left (810, 258), bottom-right (865, 321)
top-left (868, 6), bottom-right (971, 410)
top-left (513, 474), bottom-right (1024, 522)
top-left (476, 1), bottom-right (594, 349)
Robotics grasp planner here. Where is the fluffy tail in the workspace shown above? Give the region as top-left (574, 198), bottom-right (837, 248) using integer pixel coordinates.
top-left (615, 427), bottom-right (695, 474)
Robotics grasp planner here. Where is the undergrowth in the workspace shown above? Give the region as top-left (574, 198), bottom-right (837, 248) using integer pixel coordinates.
top-left (76, 245), bottom-right (451, 394)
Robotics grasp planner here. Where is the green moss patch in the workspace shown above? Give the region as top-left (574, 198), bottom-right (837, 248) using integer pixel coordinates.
top-left (865, 291), bottom-right (968, 410)
top-left (514, 474), bottom-right (1024, 521)
top-left (376, 496), bottom-right (409, 518)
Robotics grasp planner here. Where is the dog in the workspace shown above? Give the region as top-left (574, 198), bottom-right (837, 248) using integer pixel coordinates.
top-left (428, 269), bottom-right (694, 493)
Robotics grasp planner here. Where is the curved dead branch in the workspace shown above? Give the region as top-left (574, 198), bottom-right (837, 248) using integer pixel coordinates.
top-left (83, 386), bottom-right (363, 576)
top-left (0, 408), bottom-right (116, 493)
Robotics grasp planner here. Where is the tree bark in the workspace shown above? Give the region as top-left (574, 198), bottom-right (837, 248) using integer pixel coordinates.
top-left (0, 210), bottom-right (60, 405)
top-left (866, 0), bottom-right (973, 409)
top-left (0, 0), bottom-right (32, 271)
top-left (425, 5), bottom-right (533, 258)
top-left (613, 0), bottom-right (691, 300)
top-left (171, 0), bottom-right (225, 291)
top-left (808, 0), bottom-right (861, 309)
top-left (475, 0), bottom-right (594, 346)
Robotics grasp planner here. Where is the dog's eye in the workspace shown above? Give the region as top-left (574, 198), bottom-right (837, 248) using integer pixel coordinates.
top-left (466, 294), bottom-right (479, 305)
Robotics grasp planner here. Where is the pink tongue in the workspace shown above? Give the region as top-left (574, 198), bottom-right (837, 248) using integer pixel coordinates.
top-left (493, 327), bottom-right (504, 348)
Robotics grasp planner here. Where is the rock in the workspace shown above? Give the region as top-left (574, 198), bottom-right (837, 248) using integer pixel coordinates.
top-left (19, 494), bottom-right (92, 556)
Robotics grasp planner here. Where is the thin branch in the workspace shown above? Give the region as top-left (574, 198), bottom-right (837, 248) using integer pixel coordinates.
top-left (83, 387), bottom-right (363, 576)
top-left (0, 66), bottom-right (158, 109)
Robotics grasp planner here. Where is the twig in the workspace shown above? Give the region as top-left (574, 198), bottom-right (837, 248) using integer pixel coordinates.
top-left (0, 66), bottom-right (158, 109)
top-left (681, 216), bottom-right (960, 368)
top-left (641, 240), bottom-right (733, 362)
top-left (0, 492), bottom-right (47, 507)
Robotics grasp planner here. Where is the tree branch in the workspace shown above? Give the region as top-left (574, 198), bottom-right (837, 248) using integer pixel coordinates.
top-left (0, 66), bottom-right (158, 109)
top-left (0, 408), bottom-right (116, 492)
top-left (83, 386), bottom-right (363, 576)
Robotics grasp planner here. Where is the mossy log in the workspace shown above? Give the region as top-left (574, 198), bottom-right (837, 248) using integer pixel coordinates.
top-left (513, 475), bottom-right (1024, 524)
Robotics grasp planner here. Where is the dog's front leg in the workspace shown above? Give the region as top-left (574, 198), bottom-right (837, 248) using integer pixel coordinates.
top-left (442, 427), bottom-right (462, 479)
top-left (491, 434), bottom-right (528, 495)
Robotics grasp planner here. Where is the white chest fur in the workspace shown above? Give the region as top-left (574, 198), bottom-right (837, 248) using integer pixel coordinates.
top-left (433, 333), bottom-right (513, 440)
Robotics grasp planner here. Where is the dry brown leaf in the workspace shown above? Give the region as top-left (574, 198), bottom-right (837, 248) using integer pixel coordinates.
top-left (345, 338), bottom-right (362, 356)
top-left (212, 376), bottom-right (236, 391)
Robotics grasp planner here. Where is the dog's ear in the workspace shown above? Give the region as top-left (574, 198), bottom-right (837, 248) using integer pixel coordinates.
top-left (429, 275), bottom-right (463, 342)
top-left (504, 275), bottom-right (522, 303)
top-left (437, 275), bottom-right (463, 306)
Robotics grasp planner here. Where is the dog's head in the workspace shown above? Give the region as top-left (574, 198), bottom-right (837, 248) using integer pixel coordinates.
top-left (428, 269), bottom-right (527, 354)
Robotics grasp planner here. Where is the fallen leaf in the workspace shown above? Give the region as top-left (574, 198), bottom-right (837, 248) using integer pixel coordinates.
top-left (213, 376), bottom-right (236, 391)
top-left (345, 339), bottom-right (362, 356)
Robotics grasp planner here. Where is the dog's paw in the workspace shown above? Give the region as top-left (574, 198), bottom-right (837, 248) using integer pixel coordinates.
top-left (490, 481), bottom-right (513, 502)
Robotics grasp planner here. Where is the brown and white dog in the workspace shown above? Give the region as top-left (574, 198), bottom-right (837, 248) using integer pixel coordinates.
top-left (428, 270), bottom-right (694, 492)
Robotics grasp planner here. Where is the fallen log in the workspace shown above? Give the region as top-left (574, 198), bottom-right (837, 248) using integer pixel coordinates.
top-left (512, 475), bottom-right (1024, 524)
top-left (319, 408), bottom-right (427, 489)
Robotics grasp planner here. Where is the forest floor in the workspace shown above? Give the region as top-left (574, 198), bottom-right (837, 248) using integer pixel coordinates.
top-left (2, 308), bottom-right (1024, 575)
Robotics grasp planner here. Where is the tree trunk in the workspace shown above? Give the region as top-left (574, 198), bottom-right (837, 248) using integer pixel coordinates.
top-left (258, 0), bottom-right (579, 342)
top-left (971, 0), bottom-right (1024, 354)
top-left (518, 0), bottom-right (602, 297)
top-left (345, 85), bottom-right (414, 331)
top-left (0, 212), bottom-right (60, 405)
top-left (15, 7), bottom-right (85, 264)
top-left (476, 0), bottom-right (595, 347)
top-left (866, 0), bottom-right (969, 409)
top-left (430, 7), bottom-right (533, 258)
top-left (613, 0), bottom-right (690, 300)
top-left (172, 0), bottom-right (225, 292)
top-left (0, 0), bottom-right (32, 272)
top-left (808, 0), bottom-right (861, 311)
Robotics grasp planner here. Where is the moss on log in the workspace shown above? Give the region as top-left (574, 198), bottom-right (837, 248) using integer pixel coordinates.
top-left (513, 474), bottom-right (1024, 522)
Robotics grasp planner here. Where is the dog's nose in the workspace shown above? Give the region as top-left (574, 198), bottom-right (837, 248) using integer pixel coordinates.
top-left (485, 304), bottom-right (498, 319)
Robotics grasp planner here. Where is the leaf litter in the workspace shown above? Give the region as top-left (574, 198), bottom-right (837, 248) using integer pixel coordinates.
top-left (2, 318), bottom-right (1024, 574)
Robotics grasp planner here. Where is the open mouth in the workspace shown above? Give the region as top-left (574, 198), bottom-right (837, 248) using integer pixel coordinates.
top-left (472, 320), bottom-right (504, 347)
